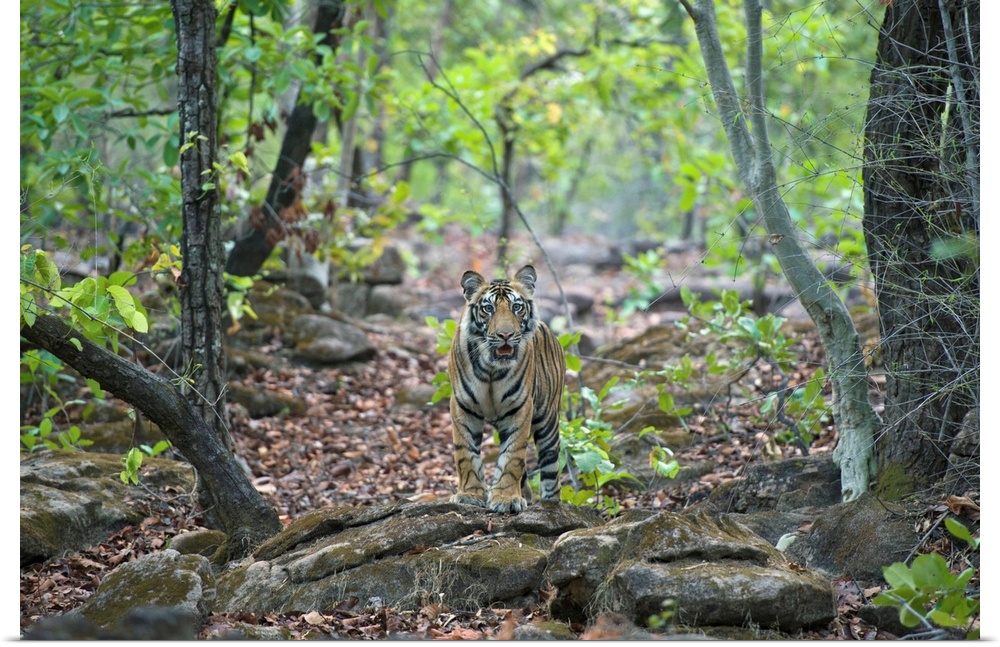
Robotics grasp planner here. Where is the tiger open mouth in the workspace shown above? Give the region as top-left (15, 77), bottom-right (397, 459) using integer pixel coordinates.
top-left (494, 344), bottom-right (516, 359)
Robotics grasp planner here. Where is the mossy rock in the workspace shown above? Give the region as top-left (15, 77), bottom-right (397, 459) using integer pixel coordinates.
top-left (75, 550), bottom-right (214, 631)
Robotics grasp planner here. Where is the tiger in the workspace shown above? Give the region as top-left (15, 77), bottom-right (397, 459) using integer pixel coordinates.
top-left (447, 264), bottom-right (566, 513)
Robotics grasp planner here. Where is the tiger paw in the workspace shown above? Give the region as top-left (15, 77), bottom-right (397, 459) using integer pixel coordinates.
top-left (487, 493), bottom-right (528, 514)
top-left (451, 492), bottom-right (487, 508)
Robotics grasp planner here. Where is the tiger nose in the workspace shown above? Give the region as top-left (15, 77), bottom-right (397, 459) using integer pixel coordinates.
top-left (498, 331), bottom-right (514, 342)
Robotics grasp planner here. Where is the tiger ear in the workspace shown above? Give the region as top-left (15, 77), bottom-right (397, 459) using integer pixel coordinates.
top-left (513, 265), bottom-right (537, 296)
top-left (461, 270), bottom-right (486, 301)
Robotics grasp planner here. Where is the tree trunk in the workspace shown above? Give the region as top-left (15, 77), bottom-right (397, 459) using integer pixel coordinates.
top-left (171, 0), bottom-right (231, 460)
top-left (21, 314), bottom-right (281, 560)
top-left (225, 0), bottom-right (347, 277)
top-left (862, 0), bottom-right (979, 497)
top-left (167, 0), bottom-right (282, 551)
top-left (684, 0), bottom-right (881, 501)
top-left (496, 101), bottom-right (517, 267)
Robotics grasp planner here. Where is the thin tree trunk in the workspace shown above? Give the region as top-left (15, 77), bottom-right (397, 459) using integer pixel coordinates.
top-left (496, 100), bottom-right (516, 267)
top-left (172, 0), bottom-right (231, 465)
top-left (683, 0), bottom-right (880, 501)
top-left (225, 0), bottom-right (347, 277)
top-left (22, 314), bottom-right (281, 560)
top-left (170, 0), bottom-right (283, 547)
top-left (862, 0), bottom-right (979, 497)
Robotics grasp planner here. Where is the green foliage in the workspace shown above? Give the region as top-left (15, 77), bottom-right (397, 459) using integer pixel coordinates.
top-left (646, 599), bottom-right (677, 631)
top-left (558, 378), bottom-right (638, 516)
top-left (620, 249), bottom-right (664, 318)
top-left (21, 247), bottom-right (150, 351)
top-left (680, 287), bottom-right (796, 368)
top-left (759, 367), bottom-right (829, 446)
top-left (120, 447), bottom-right (144, 485)
top-left (557, 330), bottom-right (583, 372)
top-left (677, 286), bottom-right (825, 448)
top-left (140, 439), bottom-right (172, 457)
top-left (20, 409), bottom-right (93, 453)
top-left (424, 317), bottom-right (458, 405)
top-left (872, 519), bottom-right (979, 638)
top-left (225, 273), bottom-right (260, 329)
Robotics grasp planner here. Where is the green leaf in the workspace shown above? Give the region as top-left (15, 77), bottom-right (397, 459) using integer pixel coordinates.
top-left (131, 311), bottom-right (148, 333)
top-left (107, 284), bottom-right (137, 323)
top-left (342, 91), bottom-right (360, 122)
top-left (565, 354), bottom-right (581, 372)
top-left (20, 291), bottom-right (37, 327)
top-left (52, 103), bottom-right (70, 124)
top-left (108, 271), bottom-right (137, 287)
top-left (244, 45), bottom-right (262, 63)
top-left (881, 562), bottom-right (916, 590)
top-left (596, 376), bottom-right (619, 401)
top-left (229, 150), bottom-right (250, 175)
top-left (944, 517), bottom-right (978, 547)
top-left (86, 378), bottom-right (104, 400)
top-left (573, 449), bottom-right (605, 473)
top-left (910, 553), bottom-right (952, 590)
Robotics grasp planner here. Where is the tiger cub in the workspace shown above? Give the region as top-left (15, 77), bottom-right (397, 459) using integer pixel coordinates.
top-left (447, 264), bottom-right (565, 513)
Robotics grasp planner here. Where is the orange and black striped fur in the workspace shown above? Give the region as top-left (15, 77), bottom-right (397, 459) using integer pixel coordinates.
top-left (448, 264), bottom-right (565, 513)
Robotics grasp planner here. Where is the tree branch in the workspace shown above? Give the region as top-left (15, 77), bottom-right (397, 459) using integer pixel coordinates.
top-left (21, 314), bottom-right (279, 558)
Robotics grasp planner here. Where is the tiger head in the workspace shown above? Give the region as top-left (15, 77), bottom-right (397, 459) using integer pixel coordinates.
top-left (460, 265), bottom-right (539, 365)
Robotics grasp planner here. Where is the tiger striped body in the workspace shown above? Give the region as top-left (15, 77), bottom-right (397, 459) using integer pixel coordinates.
top-left (448, 265), bottom-right (565, 513)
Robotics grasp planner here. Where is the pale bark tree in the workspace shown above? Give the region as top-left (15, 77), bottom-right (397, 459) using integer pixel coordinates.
top-left (680, 0), bottom-right (881, 501)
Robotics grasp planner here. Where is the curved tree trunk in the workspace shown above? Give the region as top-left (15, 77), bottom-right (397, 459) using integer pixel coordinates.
top-left (684, 0), bottom-right (881, 501)
top-left (21, 314), bottom-right (281, 560)
top-left (862, 0), bottom-right (979, 497)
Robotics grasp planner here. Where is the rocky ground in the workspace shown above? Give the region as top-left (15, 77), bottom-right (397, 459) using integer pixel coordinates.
top-left (19, 228), bottom-right (979, 639)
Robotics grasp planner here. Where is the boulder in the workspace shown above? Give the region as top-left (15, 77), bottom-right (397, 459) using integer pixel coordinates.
top-left (208, 501), bottom-right (834, 634)
top-left (707, 454), bottom-right (842, 513)
top-left (356, 245), bottom-right (406, 285)
top-left (266, 250), bottom-right (330, 310)
top-left (73, 549), bottom-right (215, 632)
top-left (23, 605), bottom-right (201, 640)
top-left (543, 509), bottom-right (835, 632)
top-left (287, 314), bottom-right (376, 364)
top-left (367, 284), bottom-right (422, 318)
top-left (214, 501), bottom-right (602, 614)
top-left (169, 529), bottom-right (229, 557)
top-left (20, 451), bottom-right (195, 566)
top-left (73, 419), bottom-right (168, 456)
top-left (782, 494), bottom-right (919, 581)
top-left (227, 382), bottom-right (307, 418)
top-left (246, 282), bottom-right (315, 328)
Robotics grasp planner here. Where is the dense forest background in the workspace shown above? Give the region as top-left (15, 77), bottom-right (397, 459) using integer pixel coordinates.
top-left (22, 0), bottom-right (876, 267)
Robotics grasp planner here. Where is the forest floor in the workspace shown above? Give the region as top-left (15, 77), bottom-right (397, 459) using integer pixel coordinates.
top-left (18, 229), bottom-right (968, 639)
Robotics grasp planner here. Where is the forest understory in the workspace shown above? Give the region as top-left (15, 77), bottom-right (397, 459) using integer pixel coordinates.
top-left (19, 230), bottom-right (975, 640)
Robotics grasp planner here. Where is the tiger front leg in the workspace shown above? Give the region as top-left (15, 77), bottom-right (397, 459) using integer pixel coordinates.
top-left (450, 400), bottom-right (488, 507)
top-left (488, 413), bottom-right (532, 513)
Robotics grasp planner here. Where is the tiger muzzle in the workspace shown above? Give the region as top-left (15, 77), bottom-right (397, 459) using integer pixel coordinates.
top-left (492, 331), bottom-right (518, 360)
